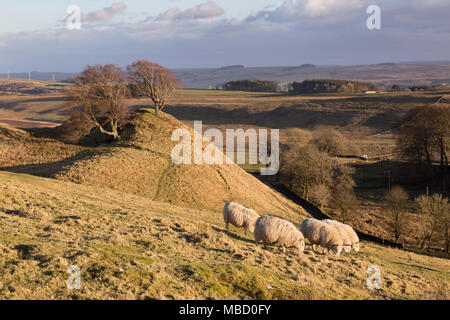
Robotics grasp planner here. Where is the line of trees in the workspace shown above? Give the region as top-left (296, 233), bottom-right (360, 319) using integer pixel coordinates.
top-left (223, 80), bottom-right (278, 92)
top-left (289, 79), bottom-right (376, 94)
top-left (61, 61), bottom-right (181, 142)
top-left (387, 102), bottom-right (449, 252)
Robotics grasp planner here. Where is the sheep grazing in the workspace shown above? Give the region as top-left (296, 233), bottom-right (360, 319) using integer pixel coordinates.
top-left (300, 218), bottom-right (343, 256)
top-left (322, 219), bottom-right (359, 252)
top-left (340, 223), bottom-right (360, 252)
top-left (223, 202), bottom-right (260, 235)
top-left (253, 216), bottom-right (305, 254)
top-left (322, 219), bottom-right (352, 253)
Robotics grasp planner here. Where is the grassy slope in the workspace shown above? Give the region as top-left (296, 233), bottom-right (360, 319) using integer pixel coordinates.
top-left (0, 112), bottom-right (307, 221)
top-left (0, 170), bottom-right (448, 300)
top-left (52, 110), bottom-right (308, 219)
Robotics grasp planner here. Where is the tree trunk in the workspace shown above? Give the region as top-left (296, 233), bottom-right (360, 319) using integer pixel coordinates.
top-left (420, 238), bottom-right (427, 250)
top-left (96, 121), bottom-right (119, 140)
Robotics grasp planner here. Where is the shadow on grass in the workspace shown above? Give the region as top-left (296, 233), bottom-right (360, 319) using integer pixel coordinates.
top-left (211, 225), bottom-right (255, 245)
top-left (0, 149), bottom-right (103, 178)
top-left (391, 261), bottom-right (440, 273)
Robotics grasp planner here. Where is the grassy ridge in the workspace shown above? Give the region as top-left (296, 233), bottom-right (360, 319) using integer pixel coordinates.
top-left (0, 111), bottom-right (307, 219)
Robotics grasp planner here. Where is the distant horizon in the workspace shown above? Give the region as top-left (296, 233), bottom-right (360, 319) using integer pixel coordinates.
top-left (2, 60), bottom-right (450, 74)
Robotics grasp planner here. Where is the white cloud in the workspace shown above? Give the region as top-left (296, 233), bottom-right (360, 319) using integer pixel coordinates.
top-left (81, 2), bottom-right (127, 23)
top-left (157, 1), bottom-right (225, 21)
top-left (156, 8), bottom-right (182, 21)
top-left (247, 0), bottom-right (365, 23)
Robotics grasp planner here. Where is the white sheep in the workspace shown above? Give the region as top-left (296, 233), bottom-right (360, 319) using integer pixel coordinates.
top-left (322, 219), bottom-right (352, 253)
top-left (340, 223), bottom-right (360, 252)
top-left (300, 218), bottom-right (343, 256)
top-left (253, 216), bottom-right (305, 254)
top-left (223, 202), bottom-right (260, 235)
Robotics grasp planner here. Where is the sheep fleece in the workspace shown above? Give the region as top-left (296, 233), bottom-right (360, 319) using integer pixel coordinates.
top-left (254, 216), bottom-right (304, 248)
top-left (322, 219), bottom-right (352, 247)
top-left (223, 202), bottom-right (260, 232)
top-left (300, 218), bottom-right (343, 250)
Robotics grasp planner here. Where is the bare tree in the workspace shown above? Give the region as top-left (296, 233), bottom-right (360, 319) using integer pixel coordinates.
top-left (127, 60), bottom-right (181, 116)
top-left (396, 104), bottom-right (449, 172)
top-left (312, 129), bottom-right (348, 156)
top-left (279, 128), bottom-right (313, 151)
top-left (385, 186), bottom-right (409, 244)
top-left (279, 144), bottom-right (356, 205)
top-left (332, 187), bottom-right (358, 223)
top-left (310, 183), bottom-right (332, 210)
top-left (64, 64), bottom-right (128, 141)
top-left (415, 193), bottom-right (449, 250)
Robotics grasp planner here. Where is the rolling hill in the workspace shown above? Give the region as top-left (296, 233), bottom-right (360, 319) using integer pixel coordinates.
top-left (0, 110), bottom-right (306, 220)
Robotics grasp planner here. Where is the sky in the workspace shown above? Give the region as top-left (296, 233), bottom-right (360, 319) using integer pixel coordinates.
top-left (1, 0), bottom-right (450, 72)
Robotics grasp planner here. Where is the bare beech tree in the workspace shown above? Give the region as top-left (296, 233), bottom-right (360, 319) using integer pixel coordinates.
top-left (64, 64), bottom-right (128, 140)
top-left (310, 183), bottom-right (331, 210)
top-left (385, 186), bottom-right (409, 244)
top-left (415, 193), bottom-right (449, 250)
top-left (127, 60), bottom-right (181, 116)
top-left (332, 187), bottom-right (358, 223)
top-left (396, 104), bottom-right (449, 172)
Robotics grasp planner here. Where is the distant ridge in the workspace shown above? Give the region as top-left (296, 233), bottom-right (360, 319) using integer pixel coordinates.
top-left (2, 62), bottom-right (450, 89)
top-left (216, 65), bottom-right (245, 71)
top-left (172, 62), bottom-right (450, 89)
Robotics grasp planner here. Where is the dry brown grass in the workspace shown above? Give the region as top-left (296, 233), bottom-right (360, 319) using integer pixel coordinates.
top-left (52, 110), bottom-right (306, 219)
top-left (0, 111), bottom-right (306, 220)
top-left (0, 171), bottom-right (448, 300)
top-left (0, 124), bottom-right (84, 173)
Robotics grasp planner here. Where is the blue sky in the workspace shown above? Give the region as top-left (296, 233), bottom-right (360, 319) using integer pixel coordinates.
top-left (1, 0), bottom-right (450, 72)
